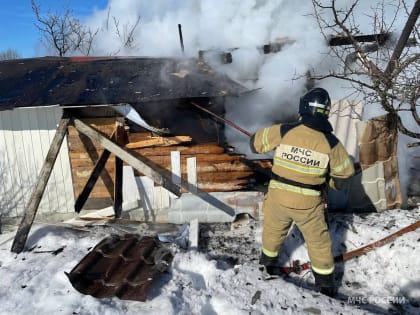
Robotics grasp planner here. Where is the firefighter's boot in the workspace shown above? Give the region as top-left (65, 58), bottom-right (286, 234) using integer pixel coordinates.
top-left (313, 269), bottom-right (337, 297)
top-left (259, 252), bottom-right (279, 275)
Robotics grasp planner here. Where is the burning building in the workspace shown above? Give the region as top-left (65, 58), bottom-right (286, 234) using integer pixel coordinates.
top-left (0, 56), bottom-right (268, 241)
top-left (0, 53), bottom-right (409, 253)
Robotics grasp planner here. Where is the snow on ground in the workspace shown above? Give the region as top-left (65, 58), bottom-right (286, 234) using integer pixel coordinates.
top-left (0, 207), bottom-right (419, 315)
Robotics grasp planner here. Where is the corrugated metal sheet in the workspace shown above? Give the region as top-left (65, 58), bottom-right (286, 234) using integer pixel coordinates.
top-left (329, 99), bottom-right (364, 159)
top-left (348, 162), bottom-right (387, 211)
top-left (327, 99), bottom-right (364, 210)
top-left (0, 107), bottom-right (74, 217)
top-left (66, 234), bottom-right (173, 302)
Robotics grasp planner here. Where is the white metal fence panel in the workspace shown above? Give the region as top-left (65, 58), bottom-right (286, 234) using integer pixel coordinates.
top-left (0, 107), bottom-right (74, 217)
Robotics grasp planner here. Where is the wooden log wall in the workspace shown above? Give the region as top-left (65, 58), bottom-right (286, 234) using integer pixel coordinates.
top-left (67, 118), bottom-right (264, 209)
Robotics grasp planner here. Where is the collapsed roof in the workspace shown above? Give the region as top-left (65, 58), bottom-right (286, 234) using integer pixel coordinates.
top-left (0, 56), bottom-right (248, 110)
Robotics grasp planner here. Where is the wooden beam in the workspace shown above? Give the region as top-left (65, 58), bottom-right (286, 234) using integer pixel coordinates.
top-left (125, 136), bottom-right (192, 149)
top-left (328, 33), bottom-right (390, 46)
top-left (171, 151), bottom-right (181, 186)
top-left (72, 118), bottom-right (181, 197)
top-left (114, 156), bottom-right (123, 217)
top-left (11, 116), bottom-right (71, 253)
top-left (113, 123), bottom-right (126, 218)
top-left (384, 1), bottom-right (420, 78)
top-left (187, 157), bottom-right (197, 193)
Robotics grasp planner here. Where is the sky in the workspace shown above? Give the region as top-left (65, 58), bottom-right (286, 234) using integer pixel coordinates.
top-left (0, 0), bottom-right (108, 58)
top-left (0, 207), bottom-right (419, 314)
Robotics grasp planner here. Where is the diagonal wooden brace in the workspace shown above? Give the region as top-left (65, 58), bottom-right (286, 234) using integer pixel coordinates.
top-left (11, 116), bottom-right (71, 253)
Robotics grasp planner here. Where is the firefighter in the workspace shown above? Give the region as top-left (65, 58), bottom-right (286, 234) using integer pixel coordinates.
top-left (250, 87), bottom-right (355, 296)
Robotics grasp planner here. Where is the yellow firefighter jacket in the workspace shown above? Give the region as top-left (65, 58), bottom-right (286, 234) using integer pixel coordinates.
top-left (251, 121), bottom-right (355, 209)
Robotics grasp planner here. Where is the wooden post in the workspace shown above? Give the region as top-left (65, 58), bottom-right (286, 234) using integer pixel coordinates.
top-left (11, 116), bottom-right (71, 253)
top-left (113, 122), bottom-right (126, 218)
top-left (72, 118), bottom-right (181, 197)
top-left (171, 151), bottom-right (181, 186)
top-left (187, 157), bottom-right (197, 193)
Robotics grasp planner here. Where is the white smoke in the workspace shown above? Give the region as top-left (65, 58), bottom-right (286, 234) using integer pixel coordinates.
top-left (81, 0), bottom-right (418, 202)
top-left (84, 0), bottom-right (330, 150)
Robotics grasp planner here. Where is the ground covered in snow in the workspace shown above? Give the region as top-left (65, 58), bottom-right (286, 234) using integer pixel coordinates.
top-left (0, 207), bottom-right (419, 315)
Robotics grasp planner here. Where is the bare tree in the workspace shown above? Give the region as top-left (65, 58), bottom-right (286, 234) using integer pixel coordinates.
top-left (113, 15), bottom-right (141, 49)
top-left (31, 0), bottom-right (98, 56)
top-left (103, 6), bottom-right (141, 55)
top-left (311, 0), bottom-right (419, 146)
top-left (0, 49), bottom-right (20, 60)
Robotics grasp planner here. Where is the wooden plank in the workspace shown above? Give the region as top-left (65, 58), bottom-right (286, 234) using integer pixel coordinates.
top-left (187, 157), bottom-right (197, 193)
top-left (72, 165), bottom-right (114, 177)
top-left (162, 160), bottom-right (252, 174)
top-left (328, 33), bottom-right (390, 46)
top-left (171, 151), bottom-right (181, 185)
top-left (114, 156), bottom-right (123, 217)
top-left (132, 143), bottom-right (225, 156)
top-left (73, 183), bottom-right (113, 198)
top-left (74, 150), bottom-right (111, 213)
top-left (69, 156), bottom-right (112, 167)
top-left (11, 116), bottom-right (71, 253)
top-left (197, 171), bottom-right (254, 182)
top-left (67, 118), bottom-right (118, 136)
top-left (122, 166), bottom-right (141, 208)
top-left (125, 136), bottom-right (192, 149)
top-left (67, 135), bottom-right (101, 152)
top-left (70, 158), bottom-right (253, 174)
top-left (69, 142), bottom-right (226, 156)
top-left (73, 118), bottom-right (181, 197)
top-left (69, 153), bottom-right (240, 167)
top-left (196, 180), bottom-right (251, 192)
top-left (189, 218), bottom-right (199, 250)
top-left (117, 153), bottom-right (244, 166)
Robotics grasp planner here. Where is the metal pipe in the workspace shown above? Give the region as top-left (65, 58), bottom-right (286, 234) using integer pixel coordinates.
top-left (190, 101), bottom-right (251, 137)
top-left (178, 24), bottom-right (185, 54)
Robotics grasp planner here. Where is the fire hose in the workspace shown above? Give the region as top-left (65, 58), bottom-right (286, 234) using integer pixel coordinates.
top-left (190, 102), bottom-right (420, 273)
top-left (334, 219), bottom-right (420, 262)
top-left (190, 101), bottom-right (272, 179)
top-left (278, 220), bottom-right (420, 275)
top-left (190, 101), bottom-right (252, 137)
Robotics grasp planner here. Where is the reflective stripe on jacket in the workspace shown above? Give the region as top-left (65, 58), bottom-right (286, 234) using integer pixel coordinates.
top-left (251, 122), bottom-right (354, 209)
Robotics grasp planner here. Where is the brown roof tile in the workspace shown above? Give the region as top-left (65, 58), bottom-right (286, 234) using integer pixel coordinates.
top-left (66, 234), bottom-right (173, 301)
